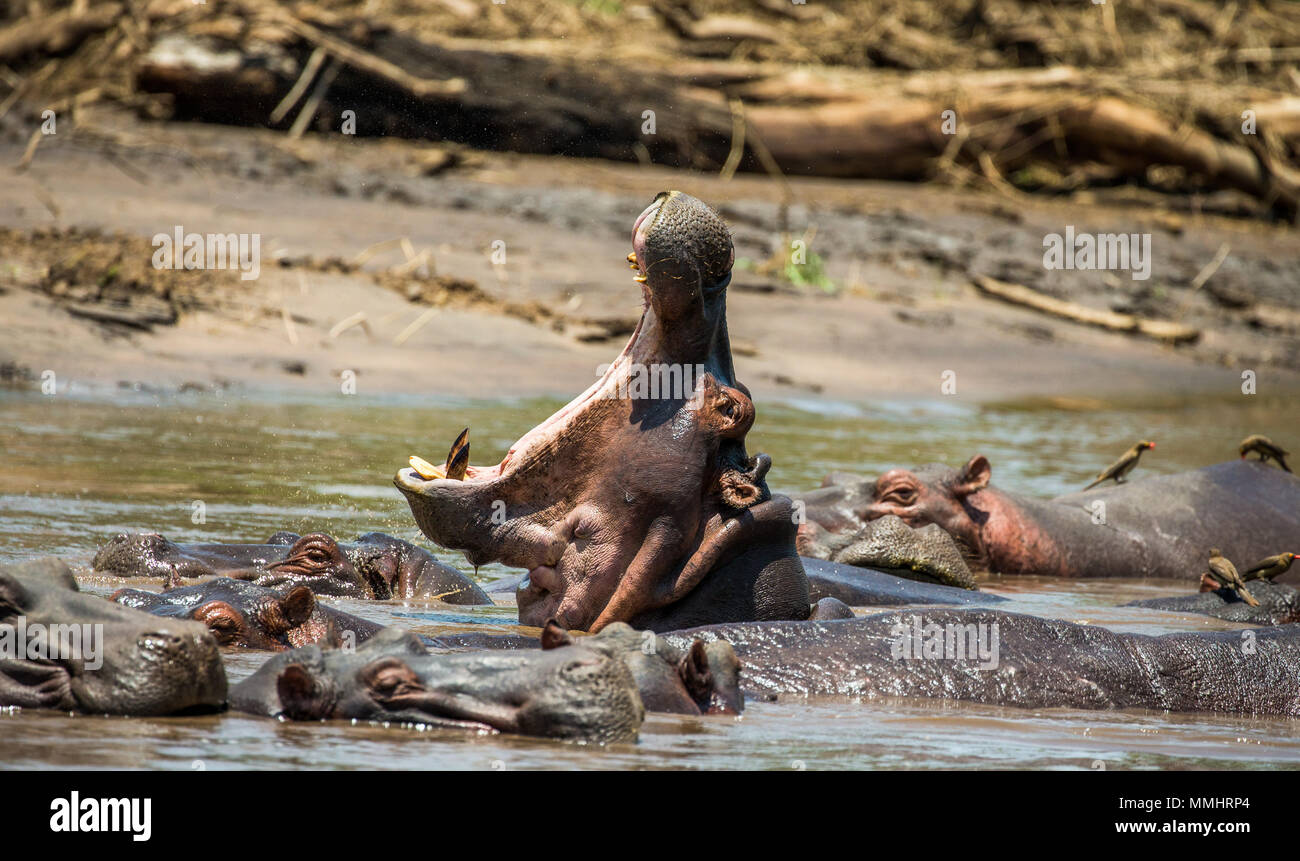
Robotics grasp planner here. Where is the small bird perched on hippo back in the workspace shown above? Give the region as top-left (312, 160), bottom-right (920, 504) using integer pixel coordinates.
top-left (1239, 434), bottom-right (1291, 473)
top-left (1083, 440), bottom-right (1155, 490)
top-left (1201, 548), bottom-right (1259, 607)
top-left (1241, 552), bottom-right (1298, 583)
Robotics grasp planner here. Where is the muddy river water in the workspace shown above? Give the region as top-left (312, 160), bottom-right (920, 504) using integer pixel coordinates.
top-left (2, 388), bottom-right (1299, 770)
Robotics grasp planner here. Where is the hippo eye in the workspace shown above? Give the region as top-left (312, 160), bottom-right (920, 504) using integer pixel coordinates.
top-left (883, 487), bottom-right (917, 505)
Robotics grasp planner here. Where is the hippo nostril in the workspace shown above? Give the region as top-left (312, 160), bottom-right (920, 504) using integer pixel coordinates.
top-left (139, 632), bottom-right (186, 653)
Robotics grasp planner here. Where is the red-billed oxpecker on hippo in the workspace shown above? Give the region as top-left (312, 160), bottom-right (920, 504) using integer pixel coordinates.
top-left (796, 456), bottom-right (1300, 580)
top-left (395, 191), bottom-right (810, 632)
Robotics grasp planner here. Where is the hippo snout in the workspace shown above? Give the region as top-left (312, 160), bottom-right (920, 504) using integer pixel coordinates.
top-left (72, 624), bottom-right (227, 716)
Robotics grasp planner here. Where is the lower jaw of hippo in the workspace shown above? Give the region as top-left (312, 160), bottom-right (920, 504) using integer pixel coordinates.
top-left (518, 494), bottom-right (799, 631)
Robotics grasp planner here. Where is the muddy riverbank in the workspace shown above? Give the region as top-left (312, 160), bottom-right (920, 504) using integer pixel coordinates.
top-left (2, 106), bottom-right (1298, 406)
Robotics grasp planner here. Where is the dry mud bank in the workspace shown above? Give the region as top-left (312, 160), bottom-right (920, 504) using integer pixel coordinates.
top-left (1, 107), bottom-right (1297, 404)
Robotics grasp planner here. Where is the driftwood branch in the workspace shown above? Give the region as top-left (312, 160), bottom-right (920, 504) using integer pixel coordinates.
top-left (973, 276), bottom-right (1201, 345)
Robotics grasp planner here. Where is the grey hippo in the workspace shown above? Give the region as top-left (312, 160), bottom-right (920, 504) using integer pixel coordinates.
top-left (230, 627), bottom-right (645, 743)
top-left (0, 558), bottom-right (226, 715)
top-left (92, 530), bottom-right (490, 604)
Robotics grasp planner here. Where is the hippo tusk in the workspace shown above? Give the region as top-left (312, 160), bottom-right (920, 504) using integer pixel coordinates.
top-left (444, 428), bottom-right (470, 481)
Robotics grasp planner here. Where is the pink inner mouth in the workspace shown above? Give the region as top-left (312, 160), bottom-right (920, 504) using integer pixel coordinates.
top-left (398, 197), bottom-right (667, 492)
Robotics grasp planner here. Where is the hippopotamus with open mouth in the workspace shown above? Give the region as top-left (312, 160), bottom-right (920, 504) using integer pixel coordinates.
top-left (92, 531), bottom-right (490, 604)
top-left (797, 456), bottom-right (1300, 580)
top-left (395, 191), bottom-right (809, 632)
top-left (111, 578), bottom-right (386, 650)
top-left (0, 558), bottom-right (227, 715)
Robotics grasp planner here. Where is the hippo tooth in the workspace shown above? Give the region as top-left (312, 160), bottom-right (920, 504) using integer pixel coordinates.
top-left (633, 274), bottom-right (647, 283)
top-left (445, 428), bottom-right (470, 481)
top-left (626, 252), bottom-right (637, 263)
top-left (409, 455), bottom-right (445, 480)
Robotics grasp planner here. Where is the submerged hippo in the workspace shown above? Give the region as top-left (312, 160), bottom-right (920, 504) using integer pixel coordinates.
top-left (395, 191), bottom-right (809, 632)
top-left (797, 456), bottom-right (1300, 580)
top-left (663, 609), bottom-right (1300, 717)
top-left (0, 558), bottom-right (226, 715)
top-left (230, 628), bottom-right (644, 743)
top-left (430, 620), bottom-right (745, 716)
top-left (1124, 580), bottom-right (1300, 626)
top-left (799, 514), bottom-right (978, 589)
top-left (92, 531), bottom-right (490, 604)
top-left (112, 578), bottom-right (385, 650)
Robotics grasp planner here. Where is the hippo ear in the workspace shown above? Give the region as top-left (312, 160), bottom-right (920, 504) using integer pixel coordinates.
top-left (540, 619), bottom-right (574, 650)
top-left (953, 455), bottom-right (991, 497)
top-left (280, 586), bottom-right (317, 627)
top-left (276, 663), bottom-right (330, 720)
top-left (0, 573), bottom-right (25, 617)
top-left (677, 640), bottom-right (714, 703)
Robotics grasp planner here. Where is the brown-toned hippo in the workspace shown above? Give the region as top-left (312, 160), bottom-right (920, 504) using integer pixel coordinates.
top-left (796, 457), bottom-right (1300, 580)
top-left (92, 531), bottom-right (490, 604)
top-left (111, 578), bottom-right (385, 650)
top-left (395, 191), bottom-right (809, 632)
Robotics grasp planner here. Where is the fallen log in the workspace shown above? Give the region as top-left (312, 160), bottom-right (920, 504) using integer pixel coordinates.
top-left (973, 276), bottom-right (1201, 345)
top-left (114, 13), bottom-right (1300, 215)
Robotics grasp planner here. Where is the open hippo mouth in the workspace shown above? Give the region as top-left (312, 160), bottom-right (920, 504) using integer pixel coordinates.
top-left (395, 191), bottom-right (807, 632)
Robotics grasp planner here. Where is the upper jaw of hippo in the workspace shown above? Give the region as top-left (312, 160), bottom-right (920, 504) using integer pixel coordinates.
top-left (395, 191), bottom-right (770, 631)
top-left (393, 308), bottom-right (650, 576)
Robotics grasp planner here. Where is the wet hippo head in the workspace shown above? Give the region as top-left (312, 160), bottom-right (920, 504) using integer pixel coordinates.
top-left (254, 533), bottom-right (376, 598)
top-left (865, 455), bottom-right (993, 567)
top-left (395, 191), bottom-right (808, 632)
top-left (231, 629), bottom-right (645, 743)
top-left (111, 578), bottom-right (358, 650)
top-left (348, 533), bottom-right (491, 604)
top-left (542, 620), bottom-right (744, 715)
top-left (0, 558), bottom-right (226, 715)
top-left (93, 532), bottom-right (213, 579)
